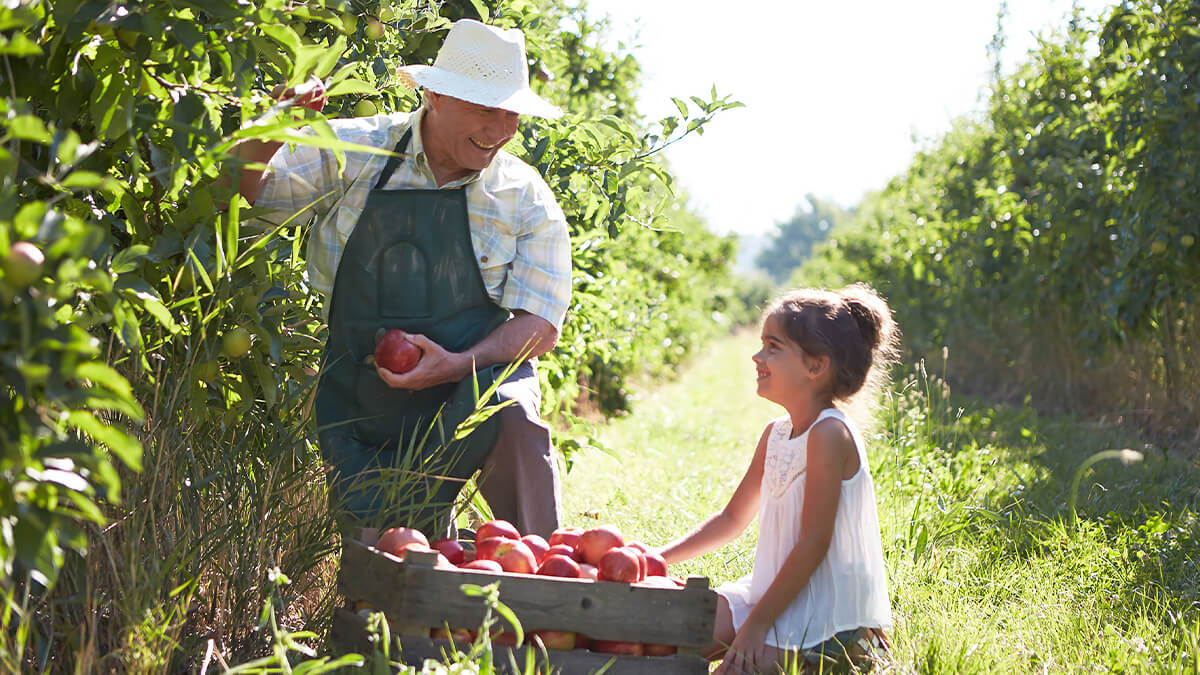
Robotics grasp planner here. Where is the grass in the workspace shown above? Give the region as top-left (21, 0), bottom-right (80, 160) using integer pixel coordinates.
top-left (562, 330), bottom-right (1200, 674)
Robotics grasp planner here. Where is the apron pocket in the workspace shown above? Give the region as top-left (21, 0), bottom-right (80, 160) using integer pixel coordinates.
top-left (378, 241), bottom-right (431, 319)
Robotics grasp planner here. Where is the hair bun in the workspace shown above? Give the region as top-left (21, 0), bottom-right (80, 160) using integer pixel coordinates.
top-left (839, 283), bottom-right (894, 353)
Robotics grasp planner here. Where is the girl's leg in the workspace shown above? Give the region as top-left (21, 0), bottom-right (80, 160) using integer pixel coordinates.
top-left (703, 593), bottom-right (737, 661)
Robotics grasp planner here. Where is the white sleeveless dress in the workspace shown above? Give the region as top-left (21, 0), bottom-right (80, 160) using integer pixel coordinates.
top-left (718, 408), bottom-right (892, 649)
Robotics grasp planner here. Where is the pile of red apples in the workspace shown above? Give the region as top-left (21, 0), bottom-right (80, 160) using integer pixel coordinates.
top-left (370, 519), bottom-right (681, 656)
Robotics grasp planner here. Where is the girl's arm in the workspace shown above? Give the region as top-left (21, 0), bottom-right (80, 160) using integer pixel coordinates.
top-left (717, 418), bottom-right (857, 673)
top-left (658, 423), bottom-right (771, 565)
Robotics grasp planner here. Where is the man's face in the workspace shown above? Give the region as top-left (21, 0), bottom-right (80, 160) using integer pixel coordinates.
top-left (423, 92), bottom-right (520, 178)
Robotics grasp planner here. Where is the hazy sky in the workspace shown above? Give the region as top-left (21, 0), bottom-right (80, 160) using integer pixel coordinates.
top-left (582, 0), bottom-right (1115, 236)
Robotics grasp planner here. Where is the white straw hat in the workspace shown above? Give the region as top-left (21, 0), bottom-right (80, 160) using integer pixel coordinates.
top-left (398, 19), bottom-right (562, 119)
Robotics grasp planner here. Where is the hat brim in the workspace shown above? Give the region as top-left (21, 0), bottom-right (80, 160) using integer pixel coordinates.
top-left (399, 65), bottom-right (563, 119)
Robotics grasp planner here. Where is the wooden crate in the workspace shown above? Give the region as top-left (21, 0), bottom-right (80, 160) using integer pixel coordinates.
top-left (334, 540), bottom-right (717, 674)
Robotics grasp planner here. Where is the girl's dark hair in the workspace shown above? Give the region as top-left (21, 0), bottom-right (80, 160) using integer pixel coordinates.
top-left (764, 283), bottom-right (901, 401)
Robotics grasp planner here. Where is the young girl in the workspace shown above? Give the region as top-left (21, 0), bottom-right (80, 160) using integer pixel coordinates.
top-left (660, 284), bottom-right (899, 674)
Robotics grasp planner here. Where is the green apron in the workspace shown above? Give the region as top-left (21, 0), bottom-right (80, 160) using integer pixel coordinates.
top-left (315, 128), bottom-right (509, 532)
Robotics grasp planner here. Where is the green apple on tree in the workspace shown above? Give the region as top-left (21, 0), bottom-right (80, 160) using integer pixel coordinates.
top-left (354, 99), bottom-right (379, 117)
top-left (365, 17), bottom-right (385, 40)
top-left (222, 327), bottom-right (253, 359)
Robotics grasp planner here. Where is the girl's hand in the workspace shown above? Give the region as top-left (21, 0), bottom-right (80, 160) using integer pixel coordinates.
top-left (714, 622), bottom-right (770, 675)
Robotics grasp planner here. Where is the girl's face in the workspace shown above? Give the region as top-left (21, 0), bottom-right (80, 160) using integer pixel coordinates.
top-left (752, 313), bottom-right (824, 406)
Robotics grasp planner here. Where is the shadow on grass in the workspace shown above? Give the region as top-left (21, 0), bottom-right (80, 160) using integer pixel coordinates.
top-left (881, 368), bottom-right (1200, 632)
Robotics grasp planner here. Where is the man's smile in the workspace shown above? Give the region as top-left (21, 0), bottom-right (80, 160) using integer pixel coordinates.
top-left (470, 137), bottom-right (503, 150)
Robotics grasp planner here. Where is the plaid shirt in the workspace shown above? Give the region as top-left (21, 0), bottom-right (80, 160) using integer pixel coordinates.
top-left (256, 109), bottom-right (572, 330)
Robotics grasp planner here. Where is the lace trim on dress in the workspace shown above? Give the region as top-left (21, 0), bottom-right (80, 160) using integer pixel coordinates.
top-left (763, 416), bottom-right (808, 498)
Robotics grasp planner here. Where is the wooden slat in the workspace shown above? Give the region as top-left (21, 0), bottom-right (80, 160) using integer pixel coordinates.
top-left (334, 608), bottom-right (709, 675)
top-left (339, 541), bottom-right (717, 648)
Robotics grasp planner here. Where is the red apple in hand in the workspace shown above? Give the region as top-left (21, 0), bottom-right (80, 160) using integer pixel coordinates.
top-left (270, 77), bottom-right (327, 112)
top-left (521, 534), bottom-right (550, 563)
top-left (598, 547), bottom-right (641, 583)
top-left (537, 554), bottom-right (581, 578)
top-left (476, 519), bottom-right (521, 544)
top-left (431, 538), bottom-right (466, 566)
top-left (576, 525), bottom-right (624, 566)
top-left (375, 329), bottom-right (423, 374)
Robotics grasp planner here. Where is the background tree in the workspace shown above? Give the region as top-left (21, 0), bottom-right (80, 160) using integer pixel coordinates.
top-left (755, 194), bottom-right (847, 282)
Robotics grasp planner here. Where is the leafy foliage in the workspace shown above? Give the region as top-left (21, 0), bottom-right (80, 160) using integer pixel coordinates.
top-left (798, 0), bottom-right (1199, 435)
top-left (0, 0), bottom-right (745, 668)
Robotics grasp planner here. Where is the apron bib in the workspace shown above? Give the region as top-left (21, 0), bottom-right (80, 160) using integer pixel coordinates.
top-left (315, 128), bottom-right (509, 531)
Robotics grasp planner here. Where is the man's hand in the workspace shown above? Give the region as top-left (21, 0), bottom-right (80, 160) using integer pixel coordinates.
top-left (270, 76), bottom-right (327, 112)
top-left (375, 332), bottom-right (469, 390)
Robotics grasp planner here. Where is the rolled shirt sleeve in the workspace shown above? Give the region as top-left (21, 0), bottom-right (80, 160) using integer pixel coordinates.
top-left (500, 175), bottom-right (572, 332)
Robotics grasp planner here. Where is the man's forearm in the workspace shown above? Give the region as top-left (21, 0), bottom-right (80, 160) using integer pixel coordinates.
top-left (219, 139), bottom-right (283, 206)
top-left (456, 310), bottom-right (558, 376)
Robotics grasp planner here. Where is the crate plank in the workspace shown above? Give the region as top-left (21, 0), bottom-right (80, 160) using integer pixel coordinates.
top-left (334, 608), bottom-right (710, 675)
top-left (339, 541), bottom-right (717, 648)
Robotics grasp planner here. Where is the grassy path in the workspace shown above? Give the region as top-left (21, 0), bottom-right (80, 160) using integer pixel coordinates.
top-left (561, 330), bottom-right (1200, 673)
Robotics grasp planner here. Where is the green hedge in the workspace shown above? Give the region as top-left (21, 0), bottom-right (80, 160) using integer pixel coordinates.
top-left (797, 0), bottom-right (1198, 436)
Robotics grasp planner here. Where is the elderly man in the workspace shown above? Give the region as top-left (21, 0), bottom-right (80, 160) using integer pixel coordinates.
top-left (229, 19), bottom-right (570, 538)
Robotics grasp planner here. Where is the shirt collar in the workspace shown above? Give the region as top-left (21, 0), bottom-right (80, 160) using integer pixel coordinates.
top-left (407, 107), bottom-right (484, 189)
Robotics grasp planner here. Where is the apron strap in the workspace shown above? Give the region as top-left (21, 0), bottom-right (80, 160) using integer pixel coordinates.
top-left (374, 127), bottom-right (414, 190)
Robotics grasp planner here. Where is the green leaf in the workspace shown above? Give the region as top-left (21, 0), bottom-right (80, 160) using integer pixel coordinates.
top-left (0, 31), bottom-right (43, 57)
top-left (671, 97), bottom-right (689, 118)
top-left (324, 78), bottom-right (377, 97)
top-left (468, 0), bottom-right (490, 21)
top-left (111, 244), bottom-right (150, 274)
top-left (66, 411), bottom-right (144, 472)
top-left (9, 115), bottom-right (53, 144)
top-left (260, 23), bottom-right (302, 59)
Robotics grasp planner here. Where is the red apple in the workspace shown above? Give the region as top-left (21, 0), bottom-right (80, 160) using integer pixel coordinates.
top-left (591, 640), bottom-right (644, 656)
top-left (521, 534), bottom-right (550, 563)
top-left (644, 643), bottom-right (677, 656)
top-left (431, 626), bottom-right (472, 642)
top-left (632, 548), bottom-right (647, 581)
top-left (476, 519), bottom-right (521, 545)
top-left (461, 559), bottom-right (503, 572)
top-left (375, 329), bottom-right (423, 374)
top-left (644, 551), bottom-right (668, 577)
top-left (598, 547), bottom-right (640, 583)
top-left (532, 630), bottom-right (577, 650)
top-left (493, 540), bottom-right (537, 574)
top-left (548, 526), bottom-right (583, 548)
top-left (491, 631), bottom-right (519, 647)
top-left (579, 563), bottom-right (599, 581)
top-left (626, 541), bottom-right (649, 554)
top-left (376, 527), bottom-right (429, 556)
top-left (537, 554), bottom-right (581, 578)
top-left (475, 536), bottom-right (514, 562)
top-left (270, 77), bottom-right (327, 112)
top-left (382, 542), bottom-right (434, 562)
top-left (3, 241), bottom-right (44, 288)
top-left (545, 543), bottom-right (579, 561)
top-left (576, 525), bottom-right (624, 566)
top-left (431, 538), bottom-right (466, 566)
